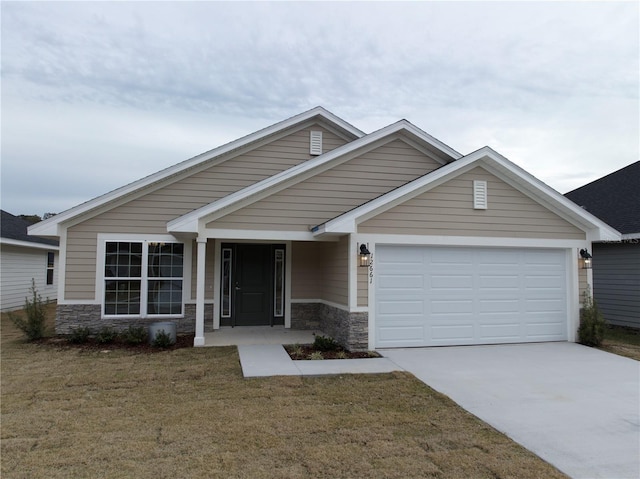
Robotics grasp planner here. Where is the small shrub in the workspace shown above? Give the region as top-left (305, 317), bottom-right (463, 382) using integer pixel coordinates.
top-left (313, 334), bottom-right (340, 352)
top-left (308, 351), bottom-right (324, 360)
top-left (151, 329), bottom-right (175, 349)
top-left (68, 326), bottom-right (92, 344)
top-left (123, 325), bottom-right (147, 345)
top-left (291, 344), bottom-right (304, 357)
top-left (335, 351), bottom-right (349, 359)
top-left (9, 279), bottom-right (48, 341)
top-left (95, 327), bottom-right (118, 344)
top-left (578, 291), bottom-right (607, 347)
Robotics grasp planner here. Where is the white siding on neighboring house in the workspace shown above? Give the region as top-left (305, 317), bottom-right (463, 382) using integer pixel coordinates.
top-left (1, 245), bottom-right (58, 311)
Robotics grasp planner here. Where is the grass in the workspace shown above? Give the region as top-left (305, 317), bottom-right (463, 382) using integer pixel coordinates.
top-left (598, 324), bottom-right (640, 361)
top-left (1, 307), bottom-right (569, 479)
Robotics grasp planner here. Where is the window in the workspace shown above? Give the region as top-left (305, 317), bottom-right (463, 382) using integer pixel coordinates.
top-left (274, 248), bottom-right (285, 317)
top-left (104, 241), bottom-right (183, 316)
top-left (221, 248), bottom-right (232, 318)
top-left (46, 252), bottom-right (55, 285)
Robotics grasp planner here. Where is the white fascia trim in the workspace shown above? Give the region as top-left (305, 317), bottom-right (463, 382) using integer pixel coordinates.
top-left (200, 228), bottom-right (339, 242)
top-left (356, 233), bottom-right (589, 249)
top-left (168, 121), bottom-right (461, 233)
top-left (621, 233), bottom-right (640, 240)
top-left (319, 147), bottom-right (622, 241)
top-left (57, 300), bottom-right (100, 305)
top-left (0, 238), bottom-right (59, 251)
top-left (28, 107), bottom-right (362, 238)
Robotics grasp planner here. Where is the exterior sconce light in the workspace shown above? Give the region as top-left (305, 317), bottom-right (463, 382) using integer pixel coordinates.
top-left (359, 244), bottom-right (371, 267)
top-left (579, 249), bottom-right (592, 269)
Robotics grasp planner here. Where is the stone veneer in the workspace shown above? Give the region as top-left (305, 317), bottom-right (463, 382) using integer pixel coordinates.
top-left (55, 303), bottom-right (212, 335)
top-left (291, 302), bottom-right (368, 351)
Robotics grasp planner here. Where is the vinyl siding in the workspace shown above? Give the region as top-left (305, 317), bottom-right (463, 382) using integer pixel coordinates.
top-left (291, 242), bottom-right (323, 299)
top-left (322, 237), bottom-right (349, 306)
top-left (1, 245), bottom-right (58, 311)
top-left (64, 125), bottom-right (348, 300)
top-left (359, 167), bottom-right (586, 240)
top-left (357, 260), bottom-right (369, 307)
top-left (208, 139), bottom-right (443, 231)
top-left (593, 242), bottom-right (640, 328)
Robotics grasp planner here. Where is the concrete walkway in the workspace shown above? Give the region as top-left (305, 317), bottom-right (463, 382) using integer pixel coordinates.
top-left (383, 343), bottom-right (640, 479)
top-left (238, 344), bottom-right (403, 377)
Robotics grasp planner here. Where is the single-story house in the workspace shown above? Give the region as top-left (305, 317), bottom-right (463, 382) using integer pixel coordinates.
top-left (565, 161), bottom-right (639, 329)
top-left (1, 210), bottom-right (59, 311)
top-left (29, 107), bottom-right (620, 349)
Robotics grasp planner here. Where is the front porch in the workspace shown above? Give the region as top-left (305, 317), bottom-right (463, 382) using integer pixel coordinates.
top-left (202, 326), bottom-right (320, 347)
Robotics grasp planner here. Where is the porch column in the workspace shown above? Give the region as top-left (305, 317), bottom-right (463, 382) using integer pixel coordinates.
top-left (194, 237), bottom-right (207, 347)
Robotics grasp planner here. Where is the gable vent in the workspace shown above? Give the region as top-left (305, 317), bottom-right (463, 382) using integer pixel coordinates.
top-left (310, 130), bottom-right (322, 155)
top-left (473, 180), bottom-right (488, 209)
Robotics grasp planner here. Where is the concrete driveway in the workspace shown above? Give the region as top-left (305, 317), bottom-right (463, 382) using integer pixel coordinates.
top-left (382, 343), bottom-right (639, 479)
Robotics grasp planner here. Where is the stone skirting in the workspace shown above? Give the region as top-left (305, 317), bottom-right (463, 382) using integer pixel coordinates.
top-left (291, 302), bottom-right (368, 351)
top-left (56, 304), bottom-right (197, 335)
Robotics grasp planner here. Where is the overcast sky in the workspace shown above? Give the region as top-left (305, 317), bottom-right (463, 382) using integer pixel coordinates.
top-left (2, 1), bottom-right (638, 217)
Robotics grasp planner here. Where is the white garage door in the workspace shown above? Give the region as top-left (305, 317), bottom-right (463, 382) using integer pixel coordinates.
top-left (375, 245), bottom-right (568, 348)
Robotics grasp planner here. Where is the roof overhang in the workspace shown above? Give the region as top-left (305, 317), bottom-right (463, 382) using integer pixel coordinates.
top-left (0, 237), bottom-right (60, 251)
top-left (28, 107), bottom-right (364, 238)
top-left (315, 146), bottom-right (621, 242)
top-left (167, 120), bottom-right (463, 234)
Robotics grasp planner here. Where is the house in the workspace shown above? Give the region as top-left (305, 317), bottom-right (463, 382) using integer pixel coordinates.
top-left (29, 107), bottom-right (620, 349)
top-left (1, 210), bottom-right (59, 311)
top-left (565, 162), bottom-right (639, 329)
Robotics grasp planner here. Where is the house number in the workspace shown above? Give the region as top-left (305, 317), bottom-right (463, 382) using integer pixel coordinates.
top-left (369, 255), bottom-right (374, 284)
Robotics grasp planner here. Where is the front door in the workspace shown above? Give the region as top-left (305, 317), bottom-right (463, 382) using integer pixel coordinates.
top-left (220, 243), bottom-right (285, 327)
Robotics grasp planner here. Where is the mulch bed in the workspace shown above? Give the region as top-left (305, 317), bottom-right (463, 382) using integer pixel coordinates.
top-left (34, 334), bottom-right (195, 353)
top-left (284, 344), bottom-right (380, 360)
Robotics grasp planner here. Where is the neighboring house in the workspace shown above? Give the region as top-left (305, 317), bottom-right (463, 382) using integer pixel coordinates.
top-left (29, 107), bottom-right (619, 349)
top-left (1, 210), bottom-right (59, 311)
top-left (565, 161), bottom-right (640, 329)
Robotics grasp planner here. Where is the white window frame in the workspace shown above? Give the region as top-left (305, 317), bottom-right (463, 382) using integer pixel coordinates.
top-left (98, 235), bottom-right (186, 319)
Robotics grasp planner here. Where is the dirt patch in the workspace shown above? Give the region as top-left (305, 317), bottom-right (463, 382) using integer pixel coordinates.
top-left (284, 343), bottom-right (380, 360)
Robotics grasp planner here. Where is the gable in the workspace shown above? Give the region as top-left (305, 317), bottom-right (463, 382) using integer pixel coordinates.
top-left (358, 166), bottom-right (586, 240)
top-left (205, 139), bottom-right (445, 232)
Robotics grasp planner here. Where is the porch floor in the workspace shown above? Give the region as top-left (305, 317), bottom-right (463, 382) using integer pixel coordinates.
top-left (203, 326), bottom-right (321, 347)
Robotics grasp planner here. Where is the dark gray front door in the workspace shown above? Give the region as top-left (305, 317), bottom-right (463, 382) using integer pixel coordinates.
top-left (234, 244), bottom-right (272, 326)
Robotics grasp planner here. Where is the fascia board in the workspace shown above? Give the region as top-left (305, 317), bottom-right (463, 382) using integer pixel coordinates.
top-left (318, 146), bottom-right (622, 241)
top-left (28, 107), bottom-right (362, 237)
top-left (0, 237), bottom-right (60, 251)
top-left (168, 121), bottom-right (426, 233)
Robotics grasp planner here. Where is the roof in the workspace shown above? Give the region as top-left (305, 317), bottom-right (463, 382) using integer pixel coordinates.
top-left (1, 211), bottom-right (59, 249)
top-left (28, 106), bottom-right (366, 238)
top-left (314, 147), bottom-right (621, 242)
top-left (564, 161), bottom-right (640, 237)
top-left (167, 119), bottom-right (462, 233)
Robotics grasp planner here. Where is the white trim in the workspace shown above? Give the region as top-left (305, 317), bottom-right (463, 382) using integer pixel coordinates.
top-left (567, 250), bottom-right (579, 343)
top-left (58, 229), bottom-right (68, 302)
top-left (317, 147), bottom-right (621, 242)
top-left (0, 238), bottom-right (59, 251)
top-left (199, 228), bottom-right (337, 242)
top-left (353, 233), bottom-right (589, 249)
top-left (285, 241), bottom-right (292, 328)
top-left (621, 233), bottom-right (640, 240)
top-left (194, 237), bottom-right (207, 346)
top-left (28, 107), bottom-right (364, 237)
top-left (56, 299), bottom-right (100, 305)
top-left (168, 121), bottom-right (461, 233)
top-left (367, 243), bottom-right (377, 350)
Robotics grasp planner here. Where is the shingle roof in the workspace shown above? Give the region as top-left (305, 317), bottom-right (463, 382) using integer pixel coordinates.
top-left (1, 211), bottom-right (59, 246)
top-left (564, 161), bottom-right (640, 235)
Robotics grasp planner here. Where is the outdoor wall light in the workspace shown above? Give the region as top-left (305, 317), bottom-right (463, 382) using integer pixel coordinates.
top-left (359, 244), bottom-right (371, 267)
top-left (579, 248), bottom-right (592, 269)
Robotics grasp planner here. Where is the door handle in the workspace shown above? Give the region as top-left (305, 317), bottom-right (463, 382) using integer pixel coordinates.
top-left (235, 282), bottom-right (241, 291)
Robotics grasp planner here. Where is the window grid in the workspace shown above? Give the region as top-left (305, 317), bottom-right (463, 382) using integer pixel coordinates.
top-left (46, 252), bottom-right (55, 285)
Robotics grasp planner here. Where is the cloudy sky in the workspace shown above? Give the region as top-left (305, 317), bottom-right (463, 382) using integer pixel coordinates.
top-left (2, 1), bottom-right (638, 217)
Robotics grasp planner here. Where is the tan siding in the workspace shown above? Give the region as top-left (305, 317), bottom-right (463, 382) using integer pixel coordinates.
top-left (64, 124), bottom-right (345, 299)
top-left (357, 261), bottom-right (369, 307)
top-left (359, 167), bottom-right (586, 240)
top-left (208, 139), bottom-right (443, 231)
top-left (291, 242), bottom-right (323, 299)
top-left (321, 237), bottom-right (349, 306)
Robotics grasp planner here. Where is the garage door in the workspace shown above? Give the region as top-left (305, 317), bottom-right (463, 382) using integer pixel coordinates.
top-left (375, 245), bottom-right (568, 348)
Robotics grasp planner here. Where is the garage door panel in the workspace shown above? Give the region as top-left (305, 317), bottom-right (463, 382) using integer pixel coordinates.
top-left (375, 246), bottom-right (568, 347)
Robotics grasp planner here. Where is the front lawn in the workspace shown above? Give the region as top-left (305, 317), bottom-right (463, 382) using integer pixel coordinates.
top-left (598, 325), bottom-right (640, 361)
top-left (1, 309), bottom-right (567, 479)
